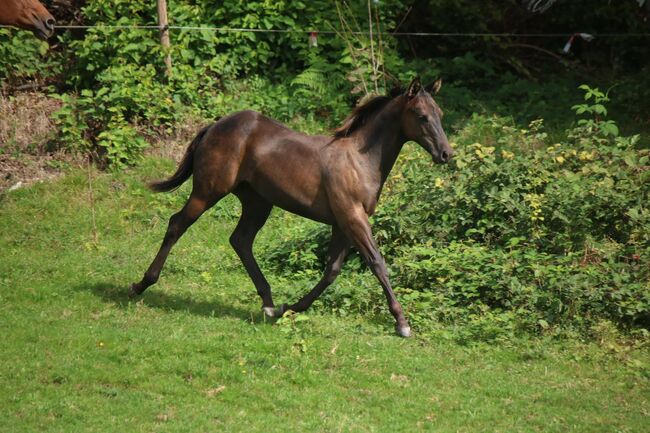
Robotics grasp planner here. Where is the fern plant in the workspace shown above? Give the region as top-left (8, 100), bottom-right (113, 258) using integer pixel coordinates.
top-left (291, 52), bottom-right (349, 121)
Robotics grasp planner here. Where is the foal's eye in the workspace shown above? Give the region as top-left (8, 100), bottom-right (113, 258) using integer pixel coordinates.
top-left (418, 114), bottom-right (428, 122)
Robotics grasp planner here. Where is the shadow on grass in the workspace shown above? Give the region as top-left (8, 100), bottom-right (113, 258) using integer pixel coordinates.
top-left (75, 281), bottom-right (269, 324)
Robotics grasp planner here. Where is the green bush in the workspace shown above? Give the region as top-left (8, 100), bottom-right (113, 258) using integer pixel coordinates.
top-left (370, 89), bottom-right (649, 340)
top-left (375, 113), bottom-right (648, 256)
top-left (395, 241), bottom-right (648, 341)
top-left (0, 29), bottom-right (59, 84)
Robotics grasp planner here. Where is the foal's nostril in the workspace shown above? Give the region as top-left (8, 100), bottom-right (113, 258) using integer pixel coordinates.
top-left (441, 151), bottom-right (449, 162)
top-left (46, 18), bottom-right (56, 30)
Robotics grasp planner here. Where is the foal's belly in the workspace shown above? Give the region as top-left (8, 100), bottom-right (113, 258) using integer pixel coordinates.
top-left (243, 138), bottom-right (336, 225)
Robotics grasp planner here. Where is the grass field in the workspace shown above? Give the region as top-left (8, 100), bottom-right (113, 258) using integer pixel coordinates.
top-left (1, 158), bottom-right (648, 432)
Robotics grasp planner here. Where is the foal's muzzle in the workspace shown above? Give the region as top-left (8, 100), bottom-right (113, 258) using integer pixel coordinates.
top-left (432, 146), bottom-right (453, 164)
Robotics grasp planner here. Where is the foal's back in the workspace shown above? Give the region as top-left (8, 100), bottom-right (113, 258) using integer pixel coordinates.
top-left (193, 110), bottom-right (335, 222)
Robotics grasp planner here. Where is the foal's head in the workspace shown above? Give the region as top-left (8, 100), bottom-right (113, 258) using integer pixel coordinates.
top-left (400, 77), bottom-right (453, 163)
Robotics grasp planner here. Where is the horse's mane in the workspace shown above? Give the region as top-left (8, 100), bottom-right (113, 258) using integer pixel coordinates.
top-left (333, 90), bottom-right (402, 138)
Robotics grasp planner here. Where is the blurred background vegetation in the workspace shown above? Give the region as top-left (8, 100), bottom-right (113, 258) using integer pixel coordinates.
top-left (1, 0), bottom-right (648, 163)
top-left (0, 0), bottom-right (648, 342)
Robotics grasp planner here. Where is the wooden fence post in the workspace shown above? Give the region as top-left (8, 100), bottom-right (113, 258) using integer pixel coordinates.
top-left (157, 0), bottom-right (172, 76)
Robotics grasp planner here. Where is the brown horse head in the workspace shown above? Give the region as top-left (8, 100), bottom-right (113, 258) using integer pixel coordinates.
top-left (401, 76), bottom-right (453, 163)
top-left (0, 0), bottom-right (56, 39)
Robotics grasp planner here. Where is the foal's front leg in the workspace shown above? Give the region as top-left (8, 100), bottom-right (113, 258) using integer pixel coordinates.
top-left (336, 206), bottom-right (411, 337)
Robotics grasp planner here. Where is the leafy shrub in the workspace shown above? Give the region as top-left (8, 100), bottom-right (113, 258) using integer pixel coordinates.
top-left (0, 29), bottom-right (58, 85)
top-left (375, 114), bottom-right (648, 255)
top-left (395, 241), bottom-right (648, 340)
top-left (370, 88), bottom-right (649, 340)
top-left (572, 85), bottom-right (620, 137)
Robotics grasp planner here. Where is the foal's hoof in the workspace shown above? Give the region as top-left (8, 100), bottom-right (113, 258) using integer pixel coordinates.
top-left (128, 283), bottom-right (143, 299)
top-left (396, 325), bottom-right (412, 338)
top-left (263, 304), bottom-right (288, 319)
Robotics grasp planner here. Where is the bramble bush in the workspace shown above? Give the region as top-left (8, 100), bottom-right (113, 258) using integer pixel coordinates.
top-left (381, 88), bottom-right (649, 340)
top-left (0, 29), bottom-right (59, 86)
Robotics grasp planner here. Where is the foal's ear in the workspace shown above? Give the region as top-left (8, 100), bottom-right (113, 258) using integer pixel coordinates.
top-left (406, 76), bottom-right (422, 99)
top-left (427, 78), bottom-right (442, 95)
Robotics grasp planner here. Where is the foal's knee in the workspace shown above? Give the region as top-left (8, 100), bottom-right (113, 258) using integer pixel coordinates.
top-left (229, 231), bottom-right (250, 254)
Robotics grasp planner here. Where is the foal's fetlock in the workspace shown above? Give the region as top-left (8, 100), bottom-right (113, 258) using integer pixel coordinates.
top-left (395, 322), bottom-right (412, 338)
top-left (128, 274), bottom-right (156, 298)
top-left (262, 304), bottom-right (288, 318)
top-left (128, 282), bottom-right (144, 299)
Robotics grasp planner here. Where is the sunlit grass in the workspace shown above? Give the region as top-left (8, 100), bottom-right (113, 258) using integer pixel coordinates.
top-left (0, 158), bottom-right (647, 432)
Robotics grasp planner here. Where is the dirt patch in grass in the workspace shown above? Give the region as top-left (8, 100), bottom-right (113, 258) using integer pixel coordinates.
top-left (143, 115), bottom-right (210, 163)
top-left (0, 152), bottom-right (80, 192)
top-left (0, 91), bottom-right (79, 192)
top-left (0, 91), bottom-right (87, 192)
top-left (0, 91), bottom-right (61, 154)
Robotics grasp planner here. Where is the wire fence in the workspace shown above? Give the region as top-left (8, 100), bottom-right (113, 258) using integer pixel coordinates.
top-left (1, 23), bottom-right (648, 38)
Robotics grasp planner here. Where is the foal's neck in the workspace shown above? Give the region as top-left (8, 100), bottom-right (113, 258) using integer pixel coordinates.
top-left (358, 97), bottom-right (406, 183)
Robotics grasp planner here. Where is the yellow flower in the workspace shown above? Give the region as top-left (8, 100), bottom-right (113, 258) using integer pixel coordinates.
top-left (434, 177), bottom-right (445, 188)
top-left (555, 155), bottom-right (565, 164)
top-left (578, 151), bottom-right (596, 161)
top-left (501, 150), bottom-right (514, 160)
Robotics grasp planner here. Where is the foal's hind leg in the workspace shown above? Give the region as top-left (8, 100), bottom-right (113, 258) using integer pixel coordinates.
top-left (230, 188), bottom-right (275, 315)
top-left (129, 193), bottom-right (217, 297)
top-left (287, 226), bottom-right (349, 313)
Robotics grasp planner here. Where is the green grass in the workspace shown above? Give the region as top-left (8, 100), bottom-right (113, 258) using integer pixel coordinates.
top-left (1, 158), bottom-right (648, 433)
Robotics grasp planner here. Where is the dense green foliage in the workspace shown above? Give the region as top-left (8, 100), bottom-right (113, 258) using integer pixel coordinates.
top-left (2, 0), bottom-right (649, 164)
top-left (0, 30), bottom-right (54, 85)
top-left (390, 128), bottom-right (648, 340)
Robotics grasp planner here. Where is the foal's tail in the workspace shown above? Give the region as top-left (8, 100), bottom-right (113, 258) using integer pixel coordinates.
top-left (148, 125), bottom-right (210, 193)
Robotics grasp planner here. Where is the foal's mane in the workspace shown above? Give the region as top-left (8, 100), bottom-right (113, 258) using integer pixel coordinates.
top-left (333, 94), bottom-right (396, 138)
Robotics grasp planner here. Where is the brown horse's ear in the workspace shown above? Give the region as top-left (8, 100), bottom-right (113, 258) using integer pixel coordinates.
top-left (428, 78), bottom-right (442, 95)
top-left (406, 76), bottom-right (422, 99)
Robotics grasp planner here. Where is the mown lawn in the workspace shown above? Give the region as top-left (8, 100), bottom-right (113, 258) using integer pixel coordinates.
top-left (1, 158), bottom-right (648, 433)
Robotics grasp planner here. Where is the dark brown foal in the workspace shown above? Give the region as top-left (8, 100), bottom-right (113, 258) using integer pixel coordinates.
top-left (131, 77), bottom-right (453, 337)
